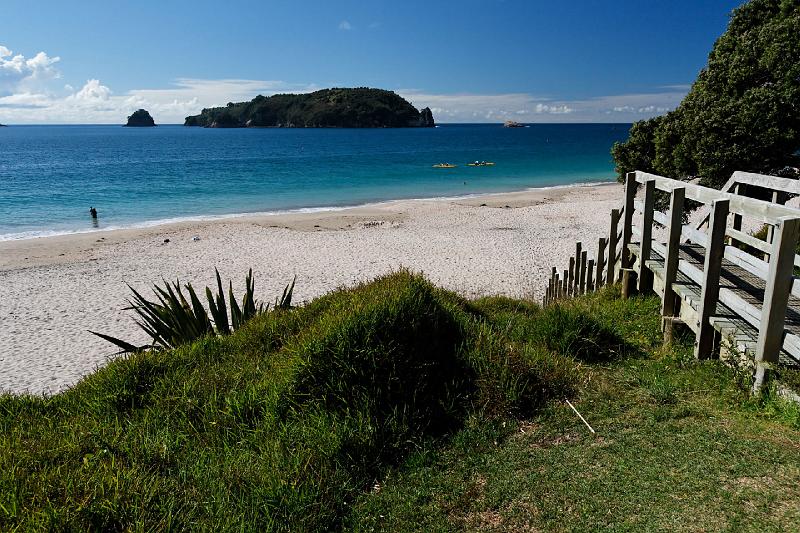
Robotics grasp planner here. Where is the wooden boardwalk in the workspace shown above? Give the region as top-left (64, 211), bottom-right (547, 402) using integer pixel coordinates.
top-left (544, 171), bottom-right (800, 389)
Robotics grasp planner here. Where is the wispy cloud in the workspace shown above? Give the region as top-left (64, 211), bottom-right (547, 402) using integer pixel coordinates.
top-left (338, 20), bottom-right (353, 31)
top-left (400, 87), bottom-right (688, 123)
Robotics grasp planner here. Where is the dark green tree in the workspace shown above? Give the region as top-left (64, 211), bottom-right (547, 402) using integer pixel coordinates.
top-left (612, 0), bottom-right (800, 189)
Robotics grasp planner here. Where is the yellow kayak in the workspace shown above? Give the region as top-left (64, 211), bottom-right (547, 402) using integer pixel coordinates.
top-left (467, 161), bottom-right (495, 167)
top-left (433, 163), bottom-right (457, 168)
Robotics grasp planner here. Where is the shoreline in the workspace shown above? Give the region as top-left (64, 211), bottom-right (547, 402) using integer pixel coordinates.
top-left (0, 178), bottom-right (616, 243)
top-left (0, 181), bottom-right (621, 394)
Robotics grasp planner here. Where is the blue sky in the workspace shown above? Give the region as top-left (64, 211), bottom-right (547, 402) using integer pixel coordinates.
top-left (0, 0), bottom-right (744, 123)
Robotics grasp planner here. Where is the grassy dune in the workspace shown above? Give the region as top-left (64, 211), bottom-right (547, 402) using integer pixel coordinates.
top-left (2, 272), bottom-right (799, 531)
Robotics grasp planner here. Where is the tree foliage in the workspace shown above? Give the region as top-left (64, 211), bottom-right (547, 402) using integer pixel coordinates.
top-left (612, 0), bottom-right (800, 188)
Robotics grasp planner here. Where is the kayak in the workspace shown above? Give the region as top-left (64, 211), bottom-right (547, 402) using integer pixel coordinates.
top-left (433, 163), bottom-right (457, 168)
top-left (467, 162), bottom-right (495, 167)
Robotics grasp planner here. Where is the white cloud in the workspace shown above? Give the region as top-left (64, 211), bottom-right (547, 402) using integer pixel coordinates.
top-left (401, 87), bottom-right (688, 123)
top-left (72, 79), bottom-right (111, 101)
top-left (338, 20), bottom-right (352, 30)
top-left (0, 75), bottom-right (320, 124)
top-left (0, 45), bottom-right (60, 96)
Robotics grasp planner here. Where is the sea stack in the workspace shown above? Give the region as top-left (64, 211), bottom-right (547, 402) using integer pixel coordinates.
top-left (124, 109), bottom-right (156, 127)
top-left (418, 107), bottom-right (435, 127)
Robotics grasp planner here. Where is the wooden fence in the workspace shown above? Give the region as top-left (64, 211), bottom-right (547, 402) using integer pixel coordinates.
top-left (543, 170), bottom-right (800, 390)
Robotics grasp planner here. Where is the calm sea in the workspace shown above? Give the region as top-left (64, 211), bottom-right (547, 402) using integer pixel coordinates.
top-left (0, 123), bottom-right (629, 240)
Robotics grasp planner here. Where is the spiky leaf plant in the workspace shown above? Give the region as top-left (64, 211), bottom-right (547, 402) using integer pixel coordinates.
top-left (91, 269), bottom-right (290, 353)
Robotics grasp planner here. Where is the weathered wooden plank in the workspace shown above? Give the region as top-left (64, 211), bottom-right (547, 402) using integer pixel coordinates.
top-left (727, 227), bottom-right (771, 254)
top-left (731, 171), bottom-right (800, 195)
top-left (573, 242), bottom-right (582, 296)
top-left (696, 171), bottom-right (799, 231)
top-left (562, 269), bottom-right (569, 299)
top-left (635, 171), bottom-right (800, 223)
top-left (622, 173), bottom-right (636, 271)
top-left (731, 183), bottom-right (745, 242)
top-left (755, 217), bottom-right (800, 377)
top-left (587, 258), bottom-right (595, 292)
top-left (579, 250), bottom-right (588, 295)
top-left (662, 187), bottom-right (685, 318)
top-left (765, 190), bottom-right (790, 260)
top-left (607, 208), bottom-right (620, 283)
top-left (596, 237), bottom-right (607, 289)
top-left (568, 256), bottom-right (575, 297)
top-left (652, 209), bottom-right (668, 226)
top-left (638, 179), bottom-right (656, 292)
top-left (694, 199), bottom-right (730, 359)
top-left (681, 224), bottom-right (709, 247)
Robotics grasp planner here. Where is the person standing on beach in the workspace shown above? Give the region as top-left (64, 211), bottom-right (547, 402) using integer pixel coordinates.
top-left (89, 207), bottom-right (98, 219)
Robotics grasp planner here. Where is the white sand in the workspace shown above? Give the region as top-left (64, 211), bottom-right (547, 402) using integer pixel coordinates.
top-left (0, 182), bottom-right (622, 395)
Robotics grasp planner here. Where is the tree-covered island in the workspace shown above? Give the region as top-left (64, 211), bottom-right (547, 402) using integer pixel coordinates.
top-left (184, 88), bottom-right (435, 128)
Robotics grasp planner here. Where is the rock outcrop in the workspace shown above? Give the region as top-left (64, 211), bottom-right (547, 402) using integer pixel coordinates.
top-left (124, 109), bottom-right (156, 127)
top-left (418, 107), bottom-right (435, 127)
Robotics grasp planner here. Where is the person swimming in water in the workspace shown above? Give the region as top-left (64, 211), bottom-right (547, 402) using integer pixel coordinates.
top-left (89, 207), bottom-right (98, 219)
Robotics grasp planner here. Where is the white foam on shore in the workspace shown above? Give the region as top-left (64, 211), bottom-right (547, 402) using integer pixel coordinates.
top-left (0, 179), bottom-right (615, 242)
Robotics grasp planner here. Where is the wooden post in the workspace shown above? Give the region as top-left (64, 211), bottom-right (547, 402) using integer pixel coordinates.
top-left (621, 172), bottom-right (637, 273)
top-left (596, 237), bottom-right (606, 290)
top-left (694, 199), bottom-right (730, 360)
top-left (638, 179), bottom-right (656, 293)
top-left (579, 250), bottom-right (588, 295)
top-left (607, 209), bottom-right (620, 285)
top-left (587, 258), bottom-right (595, 292)
top-left (661, 187), bottom-right (685, 318)
top-left (621, 269), bottom-right (632, 299)
top-left (573, 242), bottom-right (582, 296)
top-left (753, 216), bottom-right (800, 391)
top-left (562, 269), bottom-right (568, 299)
top-left (731, 183), bottom-right (744, 240)
top-left (568, 257), bottom-right (575, 297)
top-left (764, 190), bottom-right (789, 262)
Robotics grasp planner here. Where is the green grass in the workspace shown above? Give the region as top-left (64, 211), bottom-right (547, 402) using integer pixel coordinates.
top-left (0, 271), bottom-right (590, 531)
top-left (348, 290), bottom-right (800, 532)
top-left (2, 272), bottom-right (799, 531)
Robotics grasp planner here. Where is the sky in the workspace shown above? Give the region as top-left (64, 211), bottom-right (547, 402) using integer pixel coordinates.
top-left (0, 0), bottom-right (745, 124)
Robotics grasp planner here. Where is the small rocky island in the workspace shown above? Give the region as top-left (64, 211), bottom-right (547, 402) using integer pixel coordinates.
top-left (184, 88), bottom-right (435, 128)
top-left (124, 109), bottom-right (156, 127)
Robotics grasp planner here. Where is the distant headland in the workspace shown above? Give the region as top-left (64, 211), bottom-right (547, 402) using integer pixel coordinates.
top-left (184, 88), bottom-right (435, 128)
top-left (124, 109), bottom-right (156, 127)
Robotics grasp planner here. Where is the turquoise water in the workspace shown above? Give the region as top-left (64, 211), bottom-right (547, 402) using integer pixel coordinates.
top-left (0, 124), bottom-right (629, 240)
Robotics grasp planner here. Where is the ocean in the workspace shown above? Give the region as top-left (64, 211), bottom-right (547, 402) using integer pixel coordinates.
top-left (0, 123), bottom-right (629, 240)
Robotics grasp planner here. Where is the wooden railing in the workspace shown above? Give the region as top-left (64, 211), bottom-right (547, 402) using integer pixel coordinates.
top-left (543, 170), bottom-right (800, 390)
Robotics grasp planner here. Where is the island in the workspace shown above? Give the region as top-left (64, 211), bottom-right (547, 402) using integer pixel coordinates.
top-left (124, 109), bottom-right (156, 127)
top-left (184, 88), bottom-right (435, 128)
top-left (503, 120), bottom-right (525, 128)
top-left (0, 123), bottom-right (7, 127)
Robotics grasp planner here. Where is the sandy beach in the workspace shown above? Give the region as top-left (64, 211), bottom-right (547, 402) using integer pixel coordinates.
top-left (0, 182), bottom-right (622, 395)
